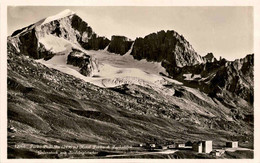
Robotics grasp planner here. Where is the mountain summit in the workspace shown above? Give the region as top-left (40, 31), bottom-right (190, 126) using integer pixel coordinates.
top-left (42, 9), bottom-right (76, 25)
top-left (131, 30), bottom-right (205, 75)
top-left (8, 10), bottom-right (111, 76)
top-left (9, 9), bottom-right (110, 56)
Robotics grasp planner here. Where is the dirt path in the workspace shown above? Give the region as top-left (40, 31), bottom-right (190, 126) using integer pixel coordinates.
top-left (225, 147), bottom-right (253, 152)
top-left (105, 149), bottom-right (179, 158)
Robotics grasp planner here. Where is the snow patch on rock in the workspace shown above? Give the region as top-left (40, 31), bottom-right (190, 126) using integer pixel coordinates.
top-left (38, 34), bottom-right (73, 53)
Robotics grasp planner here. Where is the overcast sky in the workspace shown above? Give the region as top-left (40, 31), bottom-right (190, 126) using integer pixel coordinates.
top-left (8, 6), bottom-right (253, 60)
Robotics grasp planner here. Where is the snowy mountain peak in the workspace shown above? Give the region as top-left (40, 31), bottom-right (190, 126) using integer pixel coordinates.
top-left (10, 9), bottom-right (77, 38)
top-left (41, 9), bottom-right (76, 25)
top-left (59, 9), bottom-right (75, 15)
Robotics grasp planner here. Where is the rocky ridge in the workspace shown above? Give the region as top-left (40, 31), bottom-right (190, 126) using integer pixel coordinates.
top-left (202, 53), bottom-right (217, 63)
top-left (166, 54), bottom-right (254, 104)
top-left (107, 35), bottom-right (133, 55)
top-left (130, 30), bottom-right (205, 75)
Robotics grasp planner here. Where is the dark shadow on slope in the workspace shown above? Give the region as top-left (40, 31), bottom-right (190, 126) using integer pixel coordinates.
top-left (8, 147), bottom-right (45, 159)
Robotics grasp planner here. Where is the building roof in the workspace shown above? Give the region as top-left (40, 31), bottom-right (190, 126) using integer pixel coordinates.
top-left (193, 141), bottom-right (202, 145)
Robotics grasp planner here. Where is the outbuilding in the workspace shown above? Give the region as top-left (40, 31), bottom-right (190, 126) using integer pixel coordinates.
top-left (176, 143), bottom-right (185, 148)
top-left (168, 144), bottom-right (176, 149)
top-left (226, 141), bottom-right (238, 148)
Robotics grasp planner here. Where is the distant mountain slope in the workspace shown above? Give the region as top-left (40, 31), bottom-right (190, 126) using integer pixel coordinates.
top-left (168, 54), bottom-right (254, 104)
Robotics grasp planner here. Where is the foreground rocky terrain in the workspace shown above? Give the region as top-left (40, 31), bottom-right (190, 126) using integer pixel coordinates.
top-left (7, 9), bottom-right (253, 158)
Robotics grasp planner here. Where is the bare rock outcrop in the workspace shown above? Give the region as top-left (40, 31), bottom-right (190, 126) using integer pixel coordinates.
top-left (107, 35), bottom-right (133, 55)
top-left (130, 30), bottom-right (204, 76)
top-left (202, 53), bottom-right (217, 62)
top-left (67, 48), bottom-right (99, 76)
